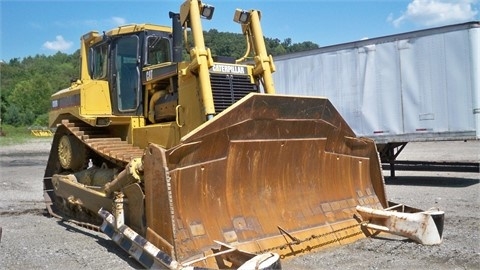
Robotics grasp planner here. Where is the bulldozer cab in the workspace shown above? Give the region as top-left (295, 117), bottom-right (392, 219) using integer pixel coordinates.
top-left (88, 28), bottom-right (173, 116)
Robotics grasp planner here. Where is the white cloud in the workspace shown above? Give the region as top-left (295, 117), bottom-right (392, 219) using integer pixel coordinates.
top-left (82, 19), bottom-right (99, 28)
top-left (79, 17), bottom-right (127, 28)
top-left (110, 17), bottom-right (127, 26)
top-left (390, 0), bottom-right (478, 27)
top-left (29, 22), bottom-right (43, 30)
top-left (43, 35), bottom-right (73, 52)
top-left (51, 16), bottom-right (127, 30)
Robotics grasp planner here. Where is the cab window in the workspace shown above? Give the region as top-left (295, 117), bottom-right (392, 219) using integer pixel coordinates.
top-left (91, 44), bottom-right (108, 79)
top-left (147, 36), bottom-right (171, 65)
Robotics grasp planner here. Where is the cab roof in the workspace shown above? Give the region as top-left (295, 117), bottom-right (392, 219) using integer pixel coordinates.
top-left (105, 24), bottom-right (172, 36)
top-left (82, 24), bottom-right (172, 44)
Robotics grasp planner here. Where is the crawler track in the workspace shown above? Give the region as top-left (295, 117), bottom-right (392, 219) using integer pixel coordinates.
top-left (43, 119), bottom-right (144, 228)
top-left (63, 119), bottom-right (144, 165)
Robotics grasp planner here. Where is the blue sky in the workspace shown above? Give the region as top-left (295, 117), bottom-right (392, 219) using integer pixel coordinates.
top-left (1, 0), bottom-right (479, 62)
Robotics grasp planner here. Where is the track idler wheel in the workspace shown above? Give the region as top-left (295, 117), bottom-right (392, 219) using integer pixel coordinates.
top-left (58, 134), bottom-right (85, 171)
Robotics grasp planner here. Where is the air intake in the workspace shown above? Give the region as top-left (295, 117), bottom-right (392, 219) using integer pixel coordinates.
top-left (210, 73), bottom-right (258, 113)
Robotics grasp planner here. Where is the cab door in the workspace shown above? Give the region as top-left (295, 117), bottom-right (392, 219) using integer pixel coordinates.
top-left (111, 35), bottom-right (141, 114)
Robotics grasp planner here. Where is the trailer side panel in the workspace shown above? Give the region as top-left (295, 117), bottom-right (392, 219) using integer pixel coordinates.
top-left (273, 22), bottom-right (480, 143)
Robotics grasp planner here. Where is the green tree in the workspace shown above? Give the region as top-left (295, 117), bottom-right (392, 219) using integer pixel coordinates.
top-left (0, 93), bottom-right (7, 119)
top-left (6, 79), bottom-right (43, 126)
top-left (3, 105), bottom-right (25, 126)
top-left (1, 52), bottom-right (78, 126)
top-left (33, 113), bottom-right (49, 126)
top-left (203, 29), bottom-right (319, 58)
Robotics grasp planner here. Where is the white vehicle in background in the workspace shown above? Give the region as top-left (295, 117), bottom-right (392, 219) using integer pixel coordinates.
top-left (273, 21), bottom-right (480, 176)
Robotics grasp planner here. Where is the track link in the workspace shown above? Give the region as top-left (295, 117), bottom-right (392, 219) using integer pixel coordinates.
top-left (61, 119), bottom-right (144, 165)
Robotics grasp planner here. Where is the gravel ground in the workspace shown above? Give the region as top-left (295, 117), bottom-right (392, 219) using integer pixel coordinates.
top-left (0, 138), bottom-right (478, 269)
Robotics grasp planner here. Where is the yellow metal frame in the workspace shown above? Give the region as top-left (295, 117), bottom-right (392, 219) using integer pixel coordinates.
top-left (80, 81), bottom-right (112, 115)
top-left (106, 24), bottom-right (171, 36)
top-left (180, 0), bottom-right (216, 117)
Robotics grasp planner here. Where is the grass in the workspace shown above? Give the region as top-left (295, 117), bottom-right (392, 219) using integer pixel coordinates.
top-left (0, 125), bottom-right (53, 146)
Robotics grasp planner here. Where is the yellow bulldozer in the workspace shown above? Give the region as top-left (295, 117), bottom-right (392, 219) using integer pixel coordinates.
top-left (43, 1), bottom-right (444, 269)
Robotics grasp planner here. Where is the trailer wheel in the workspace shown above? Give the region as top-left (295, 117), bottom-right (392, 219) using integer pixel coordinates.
top-left (58, 135), bottom-right (85, 171)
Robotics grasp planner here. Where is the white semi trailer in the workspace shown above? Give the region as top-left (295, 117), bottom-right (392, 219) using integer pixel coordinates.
top-left (272, 21), bottom-right (479, 175)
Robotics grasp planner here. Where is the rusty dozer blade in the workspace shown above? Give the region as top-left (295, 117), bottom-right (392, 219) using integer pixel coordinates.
top-left (143, 93), bottom-right (388, 266)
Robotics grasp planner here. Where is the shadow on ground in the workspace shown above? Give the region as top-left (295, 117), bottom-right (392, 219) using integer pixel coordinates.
top-left (385, 176), bottom-right (479, 187)
top-left (56, 220), bottom-right (143, 269)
